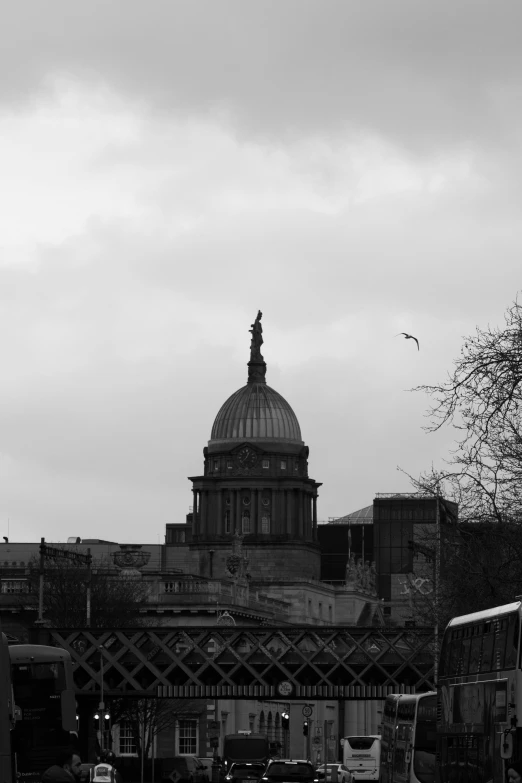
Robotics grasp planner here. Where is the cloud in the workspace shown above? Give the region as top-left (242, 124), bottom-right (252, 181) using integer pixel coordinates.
top-left (0, 54), bottom-right (521, 540)
top-left (2, 1), bottom-right (522, 153)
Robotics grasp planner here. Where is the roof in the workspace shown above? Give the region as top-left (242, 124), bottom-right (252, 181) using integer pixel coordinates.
top-left (210, 383), bottom-right (303, 445)
top-left (327, 505), bottom-right (373, 524)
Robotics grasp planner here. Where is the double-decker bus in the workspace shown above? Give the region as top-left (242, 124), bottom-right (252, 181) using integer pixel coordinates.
top-left (437, 601), bottom-right (522, 783)
top-left (379, 692), bottom-right (437, 783)
top-left (223, 733), bottom-right (270, 771)
top-left (1, 633), bottom-right (14, 783)
top-left (9, 644), bottom-right (77, 783)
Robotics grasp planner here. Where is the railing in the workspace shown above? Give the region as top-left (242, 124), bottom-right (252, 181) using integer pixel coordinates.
top-left (163, 580), bottom-right (220, 594)
top-left (157, 579), bottom-right (290, 616)
top-left (374, 492), bottom-right (438, 499)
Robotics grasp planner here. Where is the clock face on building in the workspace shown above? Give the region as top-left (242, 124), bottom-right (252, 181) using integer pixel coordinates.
top-left (277, 680), bottom-right (294, 697)
top-left (236, 446), bottom-right (257, 469)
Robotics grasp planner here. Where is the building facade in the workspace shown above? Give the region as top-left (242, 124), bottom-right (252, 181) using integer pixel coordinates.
top-left (0, 315), bottom-right (453, 765)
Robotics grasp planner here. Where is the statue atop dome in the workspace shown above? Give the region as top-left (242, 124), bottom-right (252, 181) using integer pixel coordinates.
top-left (249, 310), bottom-right (264, 362)
top-left (247, 310), bottom-right (267, 384)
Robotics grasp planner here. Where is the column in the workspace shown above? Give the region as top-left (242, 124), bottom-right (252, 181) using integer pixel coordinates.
top-left (217, 490), bottom-right (223, 536)
top-left (286, 490), bottom-right (293, 536)
top-left (344, 700), bottom-right (358, 737)
top-left (193, 489), bottom-right (199, 537)
top-left (298, 491), bottom-right (304, 538)
top-left (258, 489), bottom-right (264, 534)
top-left (251, 489), bottom-right (258, 534)
top-left (230, 490), bottom-right (236, 533)
top-left (304, 493), bottom-right (310, 539)
top-left (200, 490), bottom-right (207, 539)
top-left (370, 700), bottom-right (381, 734)
top-left (236, 490), bottom-right (242, 534)
top-left (356, 701), bottom-right (366, 735)
top-left (313, 495), bottom-right (318, 541)
top-left (271, 488), bottom-right (276, 533)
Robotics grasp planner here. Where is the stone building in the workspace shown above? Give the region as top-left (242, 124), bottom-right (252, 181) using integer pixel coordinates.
top-left (0, 314), bottom-right (452, 764)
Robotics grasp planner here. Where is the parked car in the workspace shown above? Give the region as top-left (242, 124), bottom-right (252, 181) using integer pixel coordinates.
top-left (198, 758), bottom-right (214, 781)
top-left (316, 764), bottom-right (353, 783)
top-left (263, 760), bottom-right (317, 783)
top-left (162, 756), bottom-right (209, 783)
top-left (226, 763), bottom-right (266, 783)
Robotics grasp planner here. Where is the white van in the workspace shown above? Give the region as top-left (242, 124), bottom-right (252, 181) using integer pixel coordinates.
top-left (340, 736), bottom-right (381, 782)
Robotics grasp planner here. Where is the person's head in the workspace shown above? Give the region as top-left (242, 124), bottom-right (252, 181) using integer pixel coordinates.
top-left (57, 749), bottom-right (82, 780)
top-left (507, 760), bottom-right (522, 783)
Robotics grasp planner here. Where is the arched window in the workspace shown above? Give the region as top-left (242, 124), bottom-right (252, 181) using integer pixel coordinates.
top-left (261, 514), bottom-right (270, 534)
top-left (267, 712), bottom-right (273, 741)
top-left (242, 510), bottom-right (250, 534)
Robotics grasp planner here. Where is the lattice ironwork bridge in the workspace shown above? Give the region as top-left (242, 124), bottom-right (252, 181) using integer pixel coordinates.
top-left (47, 625), bottom-right (436, 700)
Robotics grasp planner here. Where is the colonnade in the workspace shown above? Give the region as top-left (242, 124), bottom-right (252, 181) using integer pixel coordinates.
top-left (192, 486), bottom-right (318, 541)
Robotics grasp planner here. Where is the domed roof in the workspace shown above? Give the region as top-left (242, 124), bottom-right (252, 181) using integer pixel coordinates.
top-left (210, 382), bottom-right (303, 445)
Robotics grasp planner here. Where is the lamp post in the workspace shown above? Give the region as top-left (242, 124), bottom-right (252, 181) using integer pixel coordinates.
top-left (99, 645), bottom-right (104, 753)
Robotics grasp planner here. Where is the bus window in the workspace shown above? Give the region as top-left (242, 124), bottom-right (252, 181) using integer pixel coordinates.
top-left (480, 634), bottom-right (495, 672)
top-left (506, 613), bottom-right (519, 668)
top-left (468, 633), bottom-right (482, 674)
top-left (459, 637), bottom-right (471, 675)
top-left (493, 628), bottom-right (506, 670)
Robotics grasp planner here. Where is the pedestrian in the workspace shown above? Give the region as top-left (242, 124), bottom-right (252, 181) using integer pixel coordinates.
top-left (42, 749), bottom-right (82, 783)
top-left (507, 760), bottom-right (522, 783)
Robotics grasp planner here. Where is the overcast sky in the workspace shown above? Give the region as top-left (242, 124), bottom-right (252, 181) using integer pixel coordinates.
top-left (2, 1), bottom-right (522, 543)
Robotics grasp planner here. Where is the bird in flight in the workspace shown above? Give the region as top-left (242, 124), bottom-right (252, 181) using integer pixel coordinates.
top-left (396, 332), bottom-right (420, 350)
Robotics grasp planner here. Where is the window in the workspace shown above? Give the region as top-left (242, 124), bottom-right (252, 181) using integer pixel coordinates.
top-left (262, 459), bottom-right (270, 469)
top-left (225, 511), bottom-right (231, 535)
top-left (178, 719), bottom-right (198, 755)
top-left (1, 580), bottom-right (28, 594)
top-left (261, 515), bottom-right (270, 534)
top-left (242, 511), bottom-right (251, 534)
top-left (294, 464), bottom-right (299, 472)
top-left (227, 461), bottom-right (233, 470)
top-left (119, 720), bottom-right (137, 755)
top-left (319, 602), bottom-right (323, 617)
top-left (214, 460), bottom-right (219, 471)
top-left (308, 600), bottom-right (312, 615)
top-left (280, 460), bottom-right (287, 470)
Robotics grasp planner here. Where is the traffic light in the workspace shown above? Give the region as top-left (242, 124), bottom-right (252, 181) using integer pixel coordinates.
top-left (103, 712), bottom-right (111, 731)
top-left (302, 721), bottom-right (309, 736)
top-left (282, 712), bottom-right (289, 731)
top-left (94, 712), bottom-right (100, 730)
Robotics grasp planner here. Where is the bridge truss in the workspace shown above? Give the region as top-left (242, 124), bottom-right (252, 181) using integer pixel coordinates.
top-left (49, 625), bottom-right (435, 700)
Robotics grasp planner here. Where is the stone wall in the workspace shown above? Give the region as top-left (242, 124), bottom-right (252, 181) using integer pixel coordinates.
top-left (190, 540), bottom-right (320, 582)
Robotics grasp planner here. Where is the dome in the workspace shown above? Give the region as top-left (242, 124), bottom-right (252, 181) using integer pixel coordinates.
top-left (210, 382), bottom-right (303, 445)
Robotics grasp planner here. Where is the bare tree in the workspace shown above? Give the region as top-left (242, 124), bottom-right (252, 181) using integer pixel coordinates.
top-left (26, 554), bottom-right (150, 627)
top-left (402, 299), bottom-right (522, 625)
top-left (110, 698), bottom-right (205, 762)
top-left (412, 297), bottom-right (522, 525)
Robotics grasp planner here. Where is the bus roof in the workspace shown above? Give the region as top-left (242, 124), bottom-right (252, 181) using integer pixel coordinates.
top-left (8, 644), bottom-right (72, 663)
top-left (384, 692), bottom-right (436, 704)
top-left (447, 601), bottom-right (521, 627)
